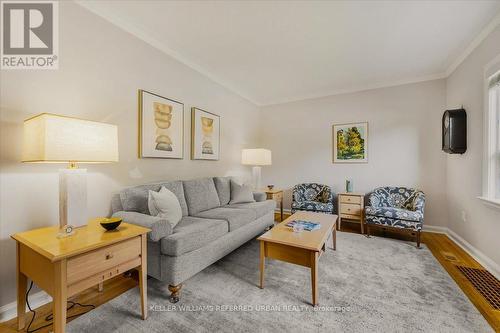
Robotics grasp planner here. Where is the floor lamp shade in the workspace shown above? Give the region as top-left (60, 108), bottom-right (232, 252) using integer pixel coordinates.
top-left (22, 113), bottom-right (119, 232)
top-left (241, 149), bottom-right (272, 189)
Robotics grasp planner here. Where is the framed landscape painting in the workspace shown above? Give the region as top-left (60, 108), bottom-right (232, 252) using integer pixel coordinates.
top-left (332, 122), bottom-right (368, 163)
top-left (139, 90), bottom-right (184, 159)
top-left (191, 107), bottom-right (220, 160)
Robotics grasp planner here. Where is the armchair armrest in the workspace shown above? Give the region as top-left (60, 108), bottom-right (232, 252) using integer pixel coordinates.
top-left (253, 191), bottom-right (267, 202)
top-left (112, 211), bottom-right (172, 241)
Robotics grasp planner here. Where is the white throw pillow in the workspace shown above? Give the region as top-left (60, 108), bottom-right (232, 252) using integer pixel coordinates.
top-left (229, 180), bottom-right (255, 204)
top-left (148, 187), bottom-right (182, 229)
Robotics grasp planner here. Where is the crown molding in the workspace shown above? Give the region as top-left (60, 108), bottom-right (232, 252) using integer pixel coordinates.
top-left (446, 11), bottom-right (500, 77)
top-left (261, 73), bottom-right (447, 106)
top-left (75, 1), bottom-right (500, 107)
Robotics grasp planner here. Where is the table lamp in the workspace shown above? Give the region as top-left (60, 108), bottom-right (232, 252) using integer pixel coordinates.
top-left (22, 113), bottom-right (119, 237)
top-left (241, 148), bottom-right (272, 189)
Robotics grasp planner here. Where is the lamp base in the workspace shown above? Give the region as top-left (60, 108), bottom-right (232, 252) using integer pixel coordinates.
top-left (59, 168), bottom-right (88, 229)
top-left (57, 224), bottom-right (76, 238)
top-left (252, 166), bottom-right (262, 190)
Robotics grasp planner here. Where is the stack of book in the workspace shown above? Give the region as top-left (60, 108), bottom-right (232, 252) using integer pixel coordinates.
top-left (285, 220), bottom-right (321, 231)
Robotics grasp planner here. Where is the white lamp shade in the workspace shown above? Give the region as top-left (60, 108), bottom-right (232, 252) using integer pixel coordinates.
top-left (241, 148), bottom-right (272, 166)
top-left (22, 113), bottom-right (119, 163)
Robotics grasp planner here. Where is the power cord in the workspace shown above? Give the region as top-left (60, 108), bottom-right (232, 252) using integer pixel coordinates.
top-left (26, 281), bottom-right (96, 333)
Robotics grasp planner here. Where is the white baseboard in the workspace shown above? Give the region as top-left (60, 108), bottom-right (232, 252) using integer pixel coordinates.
top-left (0, 290), bottom-right (52, 323)
top-left (445, 228), bottom-right (500, 280)
top-left (422, 225), bottom-right (448, 234)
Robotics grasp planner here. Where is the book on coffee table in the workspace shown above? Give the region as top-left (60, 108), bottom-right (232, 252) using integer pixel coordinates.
top-left (286, 220), bottom-right (321, 231)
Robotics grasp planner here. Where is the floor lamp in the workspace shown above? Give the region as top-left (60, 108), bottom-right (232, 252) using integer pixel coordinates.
top-left (22, 113), bottom-right (119, 237)
top-left (241, 149), bottom-right (272, 189)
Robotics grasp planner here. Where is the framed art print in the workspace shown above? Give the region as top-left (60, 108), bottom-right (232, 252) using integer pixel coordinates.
top-left (332, 122), bottom-right (368, 163)
top-left (191, 107), bottom-right (220, 160)
top-left (138, 90), bottom-right (184, 159)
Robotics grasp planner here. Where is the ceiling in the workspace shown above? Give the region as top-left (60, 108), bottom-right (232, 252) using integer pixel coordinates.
top-left (78, 1), bottom-right (500, 106)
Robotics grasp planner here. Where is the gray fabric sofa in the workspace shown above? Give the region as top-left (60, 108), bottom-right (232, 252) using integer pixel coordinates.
top-left (110, 176), bottom-right (275, 302)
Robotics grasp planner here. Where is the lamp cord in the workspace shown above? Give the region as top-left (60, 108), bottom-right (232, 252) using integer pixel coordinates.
top-left (25, 281), bottom-right (95, 333)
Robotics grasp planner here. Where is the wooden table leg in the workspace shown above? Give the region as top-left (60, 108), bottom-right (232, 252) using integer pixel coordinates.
top-left (259, 241), bottom-right (265, 289)
top-left (53, 260), bottom-right (67, 333)
top-left (16, 243), bottom-right (27, 330)
top-left (310, 251), bottom-right (319, 306)
top-left (360, 212), bottom-right (364, 234)
top-left (332, 226), bottom-right (337, 251)
top-left (139, 234), bottom-right (148, 319)
top-left (280, 199), bottom-right (283, 222)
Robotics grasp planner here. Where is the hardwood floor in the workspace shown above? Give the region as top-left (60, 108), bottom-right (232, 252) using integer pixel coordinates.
top-left (1, 214), bottom-right (498, 332)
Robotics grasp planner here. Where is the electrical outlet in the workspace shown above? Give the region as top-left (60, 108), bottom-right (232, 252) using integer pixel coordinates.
top-left (461, 210), bottom-right (467, 222)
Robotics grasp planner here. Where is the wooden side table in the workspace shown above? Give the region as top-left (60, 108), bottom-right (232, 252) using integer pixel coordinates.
top-left (338, 192), bottom-right (365, 233)
top-left (264, 189), bottom-right (284, 221)
top-left (11, 219), bottom-right (150, 333)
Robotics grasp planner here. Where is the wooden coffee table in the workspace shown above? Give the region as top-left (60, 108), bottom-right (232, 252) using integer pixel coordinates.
top-left (257, 211), bottom-right (338, 306)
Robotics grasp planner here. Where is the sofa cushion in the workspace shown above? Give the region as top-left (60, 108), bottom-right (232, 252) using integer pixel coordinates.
top-left (291, 200), bottom-right (334, 213)
top-left (229, 180), bottom-right (255, 204)
top-left (213, 176), bottom-right (232, 206)
top-left (119, 181), bottom-right (188, 216)
top-left (194, 207), bottom-right (256, 231)
top-left (365, 215), bottom-right (423, 231)
top-left (226, 200), bottom-right (276, 218)
top-left (160, 216), bottom-right (228, 256)
top-left (183, 178), bottom-right (221, 215)
top-left (365, 206), bottom-right (423, 222)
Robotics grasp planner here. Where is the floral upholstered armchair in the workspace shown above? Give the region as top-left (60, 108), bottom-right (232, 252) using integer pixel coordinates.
top-left (365, 187), bottom-right (425, 247)
top-left (291, 183), bottom-right (335, 214)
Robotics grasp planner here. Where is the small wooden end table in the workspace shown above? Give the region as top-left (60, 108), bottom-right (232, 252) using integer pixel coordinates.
top-left (338, 192), bottom-right (365, 233)
top-left (258, 211), bottom-right (338, 306)
top-left (264, 189), bottom-right (284, 221)
top-left (11, 219), bottom-right (150, 333)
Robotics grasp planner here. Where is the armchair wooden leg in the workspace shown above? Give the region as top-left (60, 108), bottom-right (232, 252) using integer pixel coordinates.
top-left (168, 284), bottom-right (182, 303)
top-left (416, 230), bottom-right (421, 249)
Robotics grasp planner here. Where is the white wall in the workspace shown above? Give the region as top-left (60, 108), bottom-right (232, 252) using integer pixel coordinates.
top-left (446, 25), bottom-right (500, 272)
top-left (259, 80), bottom-right (449, 228)
top-left (0, 2), bottom-right (260, 309)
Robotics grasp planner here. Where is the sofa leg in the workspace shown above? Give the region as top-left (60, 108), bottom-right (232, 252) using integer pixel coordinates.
top-left (416, 230), bottom-right (421, 249)
top-left (168, 284), bottom-right (182, 303)
top-left (366, 224), bottom-right (371, 238)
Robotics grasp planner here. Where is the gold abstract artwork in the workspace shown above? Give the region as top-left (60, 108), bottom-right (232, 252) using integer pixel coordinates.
top-left (154, 102), bottom-right (173, 151)
top-left (201, 116), bottom-right (214, 154)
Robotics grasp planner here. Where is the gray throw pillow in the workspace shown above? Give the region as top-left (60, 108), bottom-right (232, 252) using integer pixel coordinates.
top-left (229, 180), bottom-right (255, 204)
top-left (148, 186), bottom-right (183, 229)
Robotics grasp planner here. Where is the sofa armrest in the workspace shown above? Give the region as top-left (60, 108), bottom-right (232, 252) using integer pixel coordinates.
top-left (253, 191), bottom-right (267, 202)
top-left (112, 211), bottom-right (172, 241)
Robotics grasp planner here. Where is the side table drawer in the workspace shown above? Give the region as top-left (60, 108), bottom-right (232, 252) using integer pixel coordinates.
top-left (67, 257), bottom-right (141, 297)
top-left (67, 237), bottom-right (141, 285)
top-left (339, 195), bottom-right (361, 204)
top-left (340, 203), bottom-right (362, 216)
